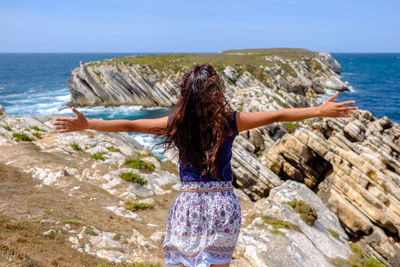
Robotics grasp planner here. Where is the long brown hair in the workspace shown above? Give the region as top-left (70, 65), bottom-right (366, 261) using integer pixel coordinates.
top-left (152, 63), bottom-right (234, 180)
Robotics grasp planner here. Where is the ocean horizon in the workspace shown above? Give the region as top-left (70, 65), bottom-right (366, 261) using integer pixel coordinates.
top-left (1, 52), bottom-right (399, 157)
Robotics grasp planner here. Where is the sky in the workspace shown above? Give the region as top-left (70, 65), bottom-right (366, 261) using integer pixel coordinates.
top-left (0, 0), bottom-right (399, 53)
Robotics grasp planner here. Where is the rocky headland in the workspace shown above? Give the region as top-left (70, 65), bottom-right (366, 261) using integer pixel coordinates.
top-left (1, 48), bottom-right (399, 267)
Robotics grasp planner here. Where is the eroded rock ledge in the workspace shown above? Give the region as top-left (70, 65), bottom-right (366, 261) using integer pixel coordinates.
top-left (67, 48), bottom-right (348, 108)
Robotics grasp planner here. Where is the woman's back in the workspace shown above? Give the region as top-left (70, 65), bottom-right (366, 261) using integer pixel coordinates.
top-left (168, 110), bottom-right (239, 182)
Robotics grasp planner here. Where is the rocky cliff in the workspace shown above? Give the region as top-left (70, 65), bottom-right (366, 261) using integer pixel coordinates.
top-left (66, 48), bottom-right (348, 108)
top-left (1, 48), bottom-right (398, 266)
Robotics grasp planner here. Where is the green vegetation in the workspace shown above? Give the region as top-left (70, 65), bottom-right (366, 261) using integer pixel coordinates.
top-left (2, 125), bottom-right (11, 131)
top-left (329, 242), bottom-right (387, 267)
top-left (84, 226), bottom-right (98, 236)
top-left (106, 144), bottom-right (121, 152)
top-left (93, 71), bottom-right (106, 85)
top-left (123, 157), bottom-right (155, 173)
top-left (89, 134), bottom-right (94, 138)
top-left (273, 96), bottom-right (288, 108)
top-left (85, 48), bottom-right (318, 86)
top-left (70, 142), bottom-right (82, 151)
top-left (160, 159), bottom-right (179, 175)
top-left (283, 121), bottom-right (300, 133)
top-left (124, 201), bottom-right (153, 211)
top-left (90, 151), bottom-right (109, 161)
top-left (113, 233), bottom-right (121, 241)
top-left (136, 152), bottom-right (162, 163)
top-left (119, 171), bottom-right (148, 185)
top-left (261, 215), bottom-right (301, 236)
top-left (12, 132), bottom-right (33, 142)
top-left (327, 227), bottom-right (339, 239)
top-left (30, 125), bottom-right (47, 132)
top-left (32, 131), bottom-right (42, 138)
top-left (270, 229), bottom-right (286, 236)
top-left (284, 199), bottom-right (318, 226)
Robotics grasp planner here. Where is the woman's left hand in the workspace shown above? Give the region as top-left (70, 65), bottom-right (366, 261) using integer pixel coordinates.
top-left (318, 91), bottom-right (358, 118)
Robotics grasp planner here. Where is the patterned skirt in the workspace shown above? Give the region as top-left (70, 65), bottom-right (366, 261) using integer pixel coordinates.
top-left (163, 181), bottom-right (241, 267)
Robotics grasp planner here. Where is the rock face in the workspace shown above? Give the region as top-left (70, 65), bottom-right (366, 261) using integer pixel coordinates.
top-left (67, 61), bottom-right (180, 107)
top-left (255, 111), bottom-right (400, 266)
top-left (235, 180), bottom-right (352, 267)
top-left (67, 49), bottom-right (348, 108)
top-left (2, 48), bottom-right (398, 266)
top-left (0, 104), bottom-right (180, 265)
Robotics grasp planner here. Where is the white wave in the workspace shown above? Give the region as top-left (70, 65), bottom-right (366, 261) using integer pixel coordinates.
top-left (55, 94), bottom-right (70, 101)
top-left (348, 86), bottom-right (356, 93)
top-left (131, 133), bottom-right (165, 157)
top-left (0, 92), bottom-right (29, 99)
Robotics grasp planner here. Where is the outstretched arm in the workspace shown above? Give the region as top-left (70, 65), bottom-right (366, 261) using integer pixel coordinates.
top-left (52, 107), bottom-right (168, 135)
top-left (236, 91), bottom-right (358, 132)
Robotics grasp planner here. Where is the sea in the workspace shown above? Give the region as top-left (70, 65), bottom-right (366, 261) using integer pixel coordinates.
top-left (0, 52), bottom-right (399, 158)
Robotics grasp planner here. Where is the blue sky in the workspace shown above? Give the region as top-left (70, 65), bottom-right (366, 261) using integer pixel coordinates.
top-left (1, 0), bottom-right (399, 53)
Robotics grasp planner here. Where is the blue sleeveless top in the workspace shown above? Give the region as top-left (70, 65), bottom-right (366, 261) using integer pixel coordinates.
top-left (167, 111), bottom-right (239, 182)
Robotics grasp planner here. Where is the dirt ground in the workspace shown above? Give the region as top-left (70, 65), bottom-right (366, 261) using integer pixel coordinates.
top-left (0, 136), bottom-right (254, 267)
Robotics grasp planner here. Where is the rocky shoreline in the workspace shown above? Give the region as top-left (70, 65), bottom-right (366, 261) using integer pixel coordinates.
top-left (1, 49), bottom-right (399, 266)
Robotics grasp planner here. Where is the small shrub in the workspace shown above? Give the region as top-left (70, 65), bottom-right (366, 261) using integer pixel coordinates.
top-left (119, 172), bottom-right (148, 185)
top-left (2, 125), bottom-right (11, 131)
top-left (12, 132), bottom-right (33, 142)
top-left (329, 242), bottom-right (387, 267)
top-left (284, 199), bottom-right (318, 226)
top-left (349, 242), bottom-right (364, 259)
top-left (113, 233), bottom-right (121, 241)
top-left (30, 125), bottom-right (46, 132)
top-left (91, 151), bottom-right (109, 161)
top-left (84, 226), bottom-right (98, 236)
top-left (70, 142), bottom-right (82, 151)
top-left (32, 131), bottom-right (42, 138)
top-left (89, 134), bottom-right (94, 138)
top-left (123, 158), bottom-right (155, 172)
top-left (124, 201), bottom-right (153, 211)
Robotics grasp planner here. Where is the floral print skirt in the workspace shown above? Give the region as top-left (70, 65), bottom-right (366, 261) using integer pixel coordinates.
top-left (163, 181), bottom-right (241, 267)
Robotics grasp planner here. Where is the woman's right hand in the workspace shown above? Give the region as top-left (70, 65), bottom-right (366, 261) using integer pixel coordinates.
top-left (318, 91), bottom-right (358, 117)
top-left (52, 107), bottom-right (89, 133)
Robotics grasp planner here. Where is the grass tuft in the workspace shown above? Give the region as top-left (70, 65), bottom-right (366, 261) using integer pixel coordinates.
top-left (91, 151), bottom-right (109, 161)
top-left (123, 158), bottom-right (155, 173)
top-left (329, 241), bottom-right (387, 267)
top-left (2, 125), bottom-right (11, 131)
top-left (284, 199), bottom-right (318, 226)
top-left (84, 226), bottom-right (98, 236)
top-left (30, 126), bottom-right (47, 132)
top-left (119, 171), bottom-right (148, 185)
top-left (106, 144), bottom-right (121, 152)
top-left (124, 201), bottom-right (153, 211)
top-left (261, 215), bottom-right (301, 232)
top-left (12, 132), bottom-right (33, 142)
top-left (70, 142), bottom-right (82, 151)
top-left (327, 227), bottom-right (339, 239)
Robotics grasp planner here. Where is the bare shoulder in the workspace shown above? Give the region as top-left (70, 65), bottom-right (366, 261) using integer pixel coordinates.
top-left (236, 110), bottom-right (279, 132)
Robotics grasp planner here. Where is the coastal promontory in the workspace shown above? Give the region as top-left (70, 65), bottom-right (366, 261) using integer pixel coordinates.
top-left (1, 49), bottom-right (399, 266)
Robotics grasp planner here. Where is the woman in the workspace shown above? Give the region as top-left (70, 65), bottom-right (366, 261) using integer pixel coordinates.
top-left (52, 64), bottom-right (358, 267)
